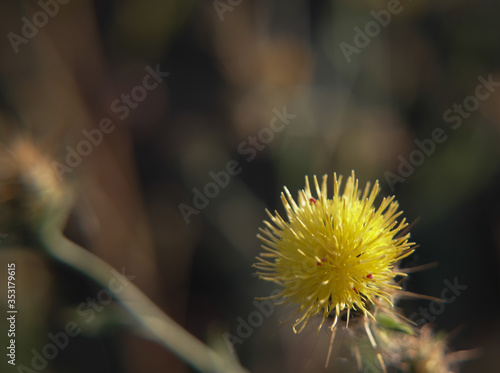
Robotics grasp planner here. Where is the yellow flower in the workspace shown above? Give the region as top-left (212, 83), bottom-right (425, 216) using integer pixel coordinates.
top-left (254, 171), bottom-right (414, 333)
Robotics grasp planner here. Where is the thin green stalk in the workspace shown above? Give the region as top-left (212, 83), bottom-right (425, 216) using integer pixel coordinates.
top-left (41, 230), bottom-right (247, 373)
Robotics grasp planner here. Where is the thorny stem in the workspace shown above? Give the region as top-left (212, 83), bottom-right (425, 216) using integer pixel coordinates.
top-left (41, 229), bottom-right (248, 373)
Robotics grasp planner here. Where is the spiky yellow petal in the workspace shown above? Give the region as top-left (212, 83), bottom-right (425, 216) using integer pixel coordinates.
top-left (254, 172), bottom-right (414, 333)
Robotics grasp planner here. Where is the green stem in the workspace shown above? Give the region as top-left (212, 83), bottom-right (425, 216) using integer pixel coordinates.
top-left (42, 230), bottom-right (247, 373)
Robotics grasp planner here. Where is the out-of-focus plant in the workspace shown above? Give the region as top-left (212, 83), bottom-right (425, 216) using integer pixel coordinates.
top-left (0, 136), bottom-right (248, 373)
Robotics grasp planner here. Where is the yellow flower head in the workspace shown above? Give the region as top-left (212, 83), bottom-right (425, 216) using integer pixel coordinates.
top-left (254, 171), bottom-right (414, 333)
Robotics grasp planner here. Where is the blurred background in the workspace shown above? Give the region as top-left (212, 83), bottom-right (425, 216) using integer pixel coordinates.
top-left (0, 0), bottom-right (500, 372)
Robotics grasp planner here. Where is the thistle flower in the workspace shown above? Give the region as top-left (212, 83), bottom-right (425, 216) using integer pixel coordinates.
top-left (365, 319), bottom-right (470, 373)
top-left (254, 171), bottom-right (414, 333)
top-left (0, 138), bottom-right (69, 235)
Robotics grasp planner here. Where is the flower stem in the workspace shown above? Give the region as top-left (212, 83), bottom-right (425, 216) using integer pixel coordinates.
top-left (42, 230), bottom-right (247, 373)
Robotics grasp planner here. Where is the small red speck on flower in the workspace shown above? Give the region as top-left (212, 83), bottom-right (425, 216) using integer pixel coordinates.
top-left (317, 256), bottom-right (326, 266)
top-left (309, 197), bottom-right (316, 205)
top-left (353, 287), bottom-right (358, 293)
top-left (366, 273), bottom-right (373, 279)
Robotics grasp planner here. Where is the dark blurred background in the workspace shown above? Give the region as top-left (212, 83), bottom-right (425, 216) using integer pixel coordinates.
top-left (1, 0), bottom-right (500, 372)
